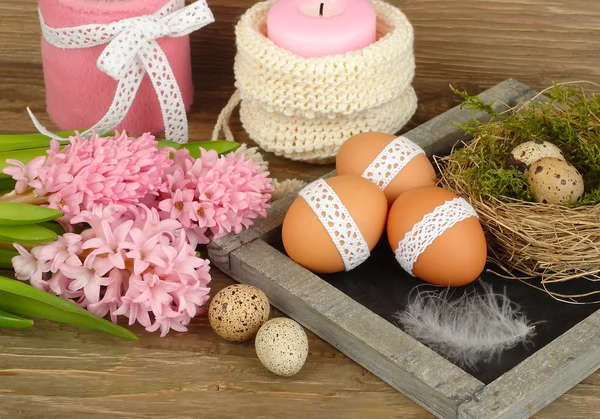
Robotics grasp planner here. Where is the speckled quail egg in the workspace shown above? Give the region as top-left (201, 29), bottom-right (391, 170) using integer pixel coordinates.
top-left (510, 140), bottom-right (565, 174)
top-left (208, 284), bottom-right (270, 342)
top-left (255, 317), bottom-right (309, 377)
top-left (527, 157), bottom-right (584, 205)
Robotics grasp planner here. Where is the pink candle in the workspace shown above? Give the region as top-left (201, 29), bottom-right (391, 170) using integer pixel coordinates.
top-left (266, 0), bottom-right (377, 58)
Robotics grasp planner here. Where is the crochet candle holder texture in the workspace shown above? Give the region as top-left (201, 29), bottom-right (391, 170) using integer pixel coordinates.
top-left (213, 0), bottom-right (417, 164)
top-left (38, 0), bottom-right (213, 143)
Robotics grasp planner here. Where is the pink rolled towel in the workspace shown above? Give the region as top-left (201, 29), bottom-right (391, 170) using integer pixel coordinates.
top-left (39, 0), bottom-right (195, 137)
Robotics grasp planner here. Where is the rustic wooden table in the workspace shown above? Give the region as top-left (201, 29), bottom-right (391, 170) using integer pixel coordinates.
top-left (1, 1), bottom-right (599, 418)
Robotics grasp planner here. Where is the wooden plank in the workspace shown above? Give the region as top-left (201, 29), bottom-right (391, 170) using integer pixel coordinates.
top-left (212, 238), bottom-right (485, 419)
top-left (458, 309), bottom-right (600, 419)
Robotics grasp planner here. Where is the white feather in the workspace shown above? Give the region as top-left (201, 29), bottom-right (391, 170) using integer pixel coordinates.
top-left (395, 282), bottom-right (535, 368)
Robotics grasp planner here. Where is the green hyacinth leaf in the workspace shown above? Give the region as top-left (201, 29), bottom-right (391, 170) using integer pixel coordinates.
top-left (0, 177), bottom-right (16, 192)
top-left (0, 276), bottom-right (138, 340)
top-left (0, 202), bottom-right (62, 226)
top-left (0, 224), bottom-right (57, 244)
top-left (156, 140), bottom-right (181, 149)
top-left (0, 308), bottom-right (33, 329)
top-left (0, 131), bottom-right (74, 153)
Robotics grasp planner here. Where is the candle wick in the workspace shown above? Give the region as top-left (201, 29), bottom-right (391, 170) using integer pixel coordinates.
top-left (319, 3), bottom-right (324, 16)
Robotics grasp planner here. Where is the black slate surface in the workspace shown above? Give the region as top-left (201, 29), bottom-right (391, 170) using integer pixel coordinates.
top-left (272, 236), bottom-right (599, 384)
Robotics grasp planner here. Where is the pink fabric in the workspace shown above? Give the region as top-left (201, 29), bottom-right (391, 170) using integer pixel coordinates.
top-left (39, 0), bottom-right (194, 137)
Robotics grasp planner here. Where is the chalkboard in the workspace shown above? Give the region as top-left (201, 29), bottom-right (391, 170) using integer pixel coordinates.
top-left (272, 236), bottom-right (598, 384)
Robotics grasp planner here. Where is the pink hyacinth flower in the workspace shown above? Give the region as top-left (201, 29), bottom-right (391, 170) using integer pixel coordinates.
top-left (156, 147), bottom-right (273, 243)
top-left (3, 156), bottom-right (46, 194)
top-left (147, 308), bottom-right (192, 337)
top-left (82, 218), bottom-right (133, 270)
top-left (12, 244), bottom-right (49, 290)
top-left (60, 257), bottom-right (113, 305)
top-left (32, 233), bottom-right (83, 273)
top-left (88, 269), bottom-right (124, 322)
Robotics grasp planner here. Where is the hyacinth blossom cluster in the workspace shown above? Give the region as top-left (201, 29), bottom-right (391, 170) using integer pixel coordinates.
top-left (5, 132), bottom-right (274, 335)
top-left (4, 132), bottom-right (172, 222)
top-left (153, 148), bottom-right (273, 244)
top-left (12, 205), bottom-right (211, 336)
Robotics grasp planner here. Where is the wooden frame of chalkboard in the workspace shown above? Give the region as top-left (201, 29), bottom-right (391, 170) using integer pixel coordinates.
top-left (207, 79), bottom-right (600, 419)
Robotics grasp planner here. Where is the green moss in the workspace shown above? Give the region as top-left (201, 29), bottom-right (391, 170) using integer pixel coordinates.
top-left (446, 83), bottom-right (600, 207)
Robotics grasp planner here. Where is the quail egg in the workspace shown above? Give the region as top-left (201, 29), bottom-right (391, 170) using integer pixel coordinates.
top-left (527, 157), bottom-right (584, 205)
top-left (255, 317), bottom-right (309, 377)
top-left (208, 284), bottom-right (270, 342)
top-left (510, 140), bottom-right (565, 174)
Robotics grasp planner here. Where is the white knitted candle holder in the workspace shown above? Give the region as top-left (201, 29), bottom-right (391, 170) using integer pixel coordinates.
top-left (212, 0), bottom-right (417, 164)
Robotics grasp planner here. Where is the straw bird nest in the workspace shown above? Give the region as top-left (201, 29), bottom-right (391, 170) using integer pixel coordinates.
top-left (435, 82), bottom-right (600, 302)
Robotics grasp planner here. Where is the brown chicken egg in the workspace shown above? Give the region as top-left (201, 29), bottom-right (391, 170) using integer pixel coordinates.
top-left (336, 132), bottom-right (437, 204)
top-left (282, 175), bottom-right (388, 274)
top-left (387, 186), bottom-right (487, 287)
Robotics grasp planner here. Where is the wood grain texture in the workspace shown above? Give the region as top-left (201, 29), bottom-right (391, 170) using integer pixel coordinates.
top-left (1, 0), bottom-right (600, 418)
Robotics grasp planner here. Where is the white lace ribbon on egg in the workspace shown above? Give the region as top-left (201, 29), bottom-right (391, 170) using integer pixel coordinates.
top-left (36, 0), bottom-right (214, 144)
top-left (395, 197), bottom-right (478, 275)
top-left (362, 136), bottom-right (425, 190)
top-left (299, 179), bottom-right (370, 271)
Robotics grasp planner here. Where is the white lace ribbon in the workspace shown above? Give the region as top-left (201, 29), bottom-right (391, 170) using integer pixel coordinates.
top-left (37, 0), bottom-right (214, 144)
top-left (395, 197), bottom-right (478, 275)
top-left (299, 179), bottom-right (370, 271)
top-left (362, 136), bottom-right (425, 190)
